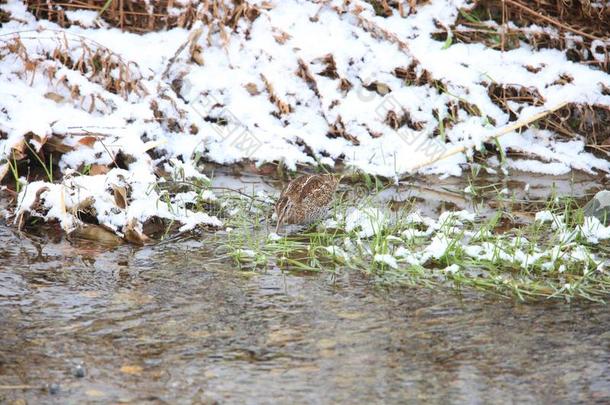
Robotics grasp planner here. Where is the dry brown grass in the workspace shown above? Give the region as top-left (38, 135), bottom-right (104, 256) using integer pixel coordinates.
top-left (445, 0), bottom-right (610, 72)
top-left (540, 103), bottom-right (610, 153)
top-left (364, 0), bottom-right (429, 17)
top-left (428, 1), bottom-right (610, 158)
top-left (25, 0), bottom-right (262, 33)
top-left (0, 30), bottom-right (194, 185)
top-left (0, 5), bottom-right (10, 24)
top-left (5, 0), bottom-right (610, 178)
top-left (0, 32), bottom-right (145, 98)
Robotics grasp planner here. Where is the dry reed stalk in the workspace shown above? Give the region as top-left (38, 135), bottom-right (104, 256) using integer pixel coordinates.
top-left (406, 101), bottom-right (569, 173)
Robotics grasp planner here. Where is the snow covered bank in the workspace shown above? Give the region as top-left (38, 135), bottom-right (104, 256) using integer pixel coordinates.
top-left (1, 0), bottom-right (610, 237)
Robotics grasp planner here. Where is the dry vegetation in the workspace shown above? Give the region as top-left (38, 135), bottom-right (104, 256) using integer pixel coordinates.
top-left (2, 1), bottom-right (608, 177)
top-left (448, 0), bottom-right (609, 72)
top-left (0, 30), bottom-right (191, 186)
top-left (435, 0), bottom-right (610, 157)
top-left (25, 0), bottom-right (262, 32)
top-left (1, 0), bottom-right (609, 246)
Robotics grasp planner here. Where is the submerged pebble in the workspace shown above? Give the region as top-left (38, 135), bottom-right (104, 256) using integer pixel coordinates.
top-left (73, 364), bottom-right (86, 378)
top-left (48, 383), bottom-right (60, 395)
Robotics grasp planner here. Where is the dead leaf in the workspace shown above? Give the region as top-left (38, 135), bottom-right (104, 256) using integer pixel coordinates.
top-left (375, 0), bottom-right (393, 17)
top-left (70, 84), bottom-right (80, 99)
top-left (30, 133), bottom-right (48, 149)
top-left (250, 162), bottom-right (276, 175)
top-left (328, 116), bottom-right (360, 145)
top-left (123, 219), bottom-right (151, 245)
top-left (364, 81), bottom-right (391, 96)
top-left (338, 77), bottom-right (350, 94)
top-left (45, 135), bottom-right (75, 153)
top-left (10, 139), bottom-right (26, 160)
top-left (89, 164), bottom-right (109, 175)
top-left (69, 224), bottom-right (123, 246)
top-left (317, 54), bottom-right (339, 79)
top-left (191, 45), bottom-right (204, 66)
top-left (260, 73), bottom-right (292, 115)
top-left (141, 139), bottom-right (166, 153)
top-left (44, 92), bottom-right (64, 103)
top-left (78, 136), bottom-right (98, 148)
top-left (0, 163), bottom-right (9, 183)
top-left (59, 187), bottom-right (67, 228)
top-left (273, 31), bottom-right (291, 44)
top-left (31, 186), bottom-right (50, 212)
top-left (16, 186), bottom-right (49, 229)
top-left (73, 196), bottom-right (95, 213)
top-left (296, 58), bottom-right (320, 97)
top-left (112, 185), bottom-right (128, 209)
top-left (24, 60), bottom-right (37, 73)
top-left (244, 82), bottom-right (260, 95)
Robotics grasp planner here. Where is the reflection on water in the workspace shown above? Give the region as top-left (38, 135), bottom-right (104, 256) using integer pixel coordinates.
top-left (0, 223), bottom-right (609, 404)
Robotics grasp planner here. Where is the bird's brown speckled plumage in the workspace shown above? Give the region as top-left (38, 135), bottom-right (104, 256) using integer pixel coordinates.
top-left (275, 174), bottom-right (339, 232)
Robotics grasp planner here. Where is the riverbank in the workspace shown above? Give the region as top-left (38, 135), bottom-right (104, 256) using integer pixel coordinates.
top-left (1, 0), bottom-right (609, 240)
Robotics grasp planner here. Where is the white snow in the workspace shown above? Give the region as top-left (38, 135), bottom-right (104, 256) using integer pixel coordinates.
top-left (345, 207), bottom-right (388, 238)
top-left (374, 253), bottom-right (398, 269)
top-left (1, 0), bottom-right (609, 237)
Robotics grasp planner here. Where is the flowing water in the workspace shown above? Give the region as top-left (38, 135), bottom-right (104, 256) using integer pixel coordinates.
top-left (1, 172), bottom-right (609, 404)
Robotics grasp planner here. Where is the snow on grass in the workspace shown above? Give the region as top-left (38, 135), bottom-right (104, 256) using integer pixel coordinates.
top-left (228, 199), bottom-right (610, 301)
top-left (345, 206), bottom-right (388, 237)
top-left (374, 253), bottom-right (398, 269)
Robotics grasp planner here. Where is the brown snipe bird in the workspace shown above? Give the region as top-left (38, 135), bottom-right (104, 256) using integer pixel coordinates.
top-left (275, 173), bottom-right (340, 233)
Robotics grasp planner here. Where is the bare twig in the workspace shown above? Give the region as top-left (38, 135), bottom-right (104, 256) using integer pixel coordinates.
top-left (162, 24), bottom-right (204, 79)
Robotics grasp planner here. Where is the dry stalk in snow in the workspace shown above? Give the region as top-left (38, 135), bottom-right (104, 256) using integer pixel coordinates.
top-left (260, 73), bottom-right (292, 116)
top-left (406, 101), bottom-right (570, 173)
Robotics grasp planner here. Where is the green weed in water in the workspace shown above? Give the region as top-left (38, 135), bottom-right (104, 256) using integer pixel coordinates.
top-left (216, 183), bottom-right (610, 302)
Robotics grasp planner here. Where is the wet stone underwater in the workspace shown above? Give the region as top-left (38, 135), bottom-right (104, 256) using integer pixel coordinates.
top-left (1, 172), bottom-right (610, 404)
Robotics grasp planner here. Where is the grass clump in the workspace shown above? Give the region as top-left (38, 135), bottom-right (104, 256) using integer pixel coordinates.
top-left (221, 188), bottom-right (610, 302)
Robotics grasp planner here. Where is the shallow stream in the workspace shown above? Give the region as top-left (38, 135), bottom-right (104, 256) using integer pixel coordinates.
top-left (1, 172), bottom-right (609, 404)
